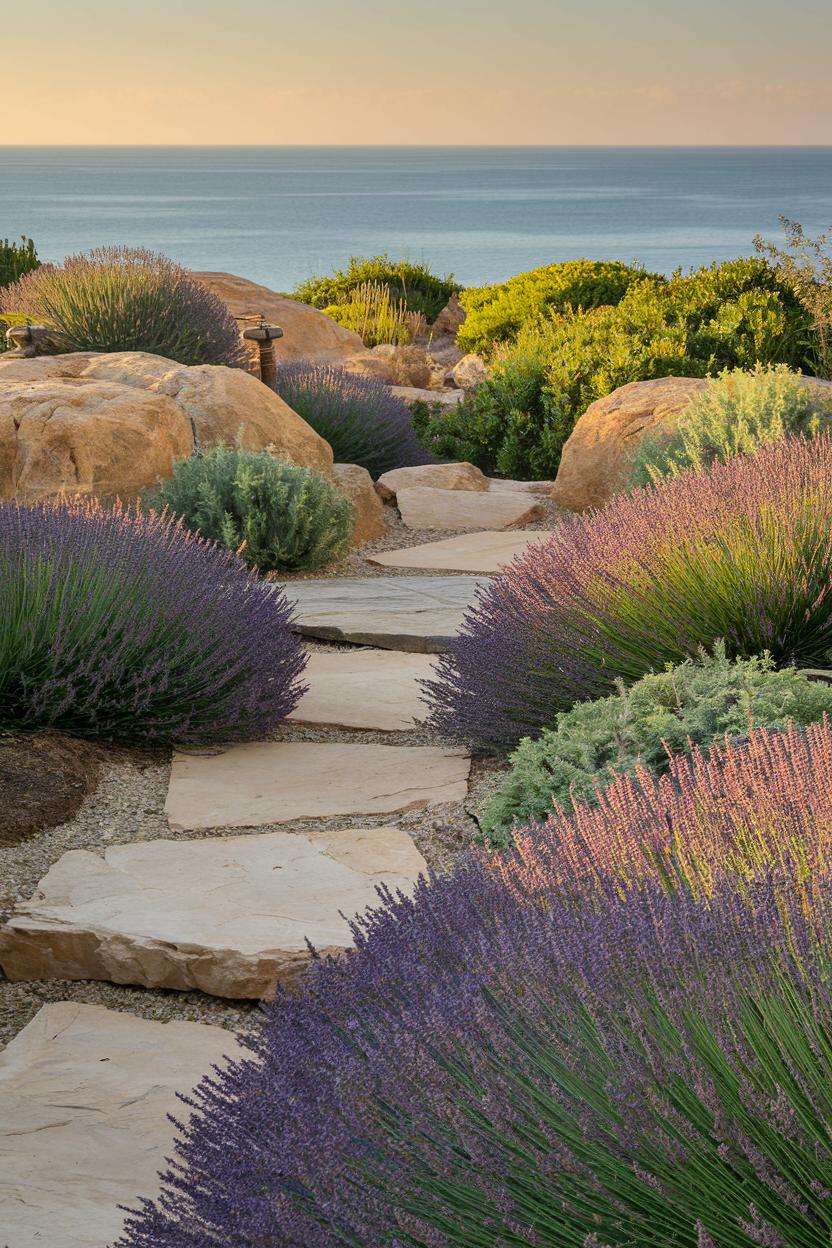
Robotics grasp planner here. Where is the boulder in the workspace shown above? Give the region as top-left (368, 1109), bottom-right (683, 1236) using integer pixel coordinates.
top-left (396, 485), bottom-right (545, 531)
top-left (193, 270), bottom-right (367, 363)
top-left (375, 461), bottom-right (489, 501)
top-left (343, 344), bottom-right (433, 389)
top-left (432, 293), bottom-right (466, 338)
top-left (0, 351), bottom-right (333, 502)
top-left (332, 462), bottom-right (388, 545)
top-left (391, 385), bottom-right (464, 409)
top-left (551, 377), bottom-right (711, 511)
top-left (488, 477), bottom-right (556, 494)
top-left (451, 353), bottom-right (488, 390)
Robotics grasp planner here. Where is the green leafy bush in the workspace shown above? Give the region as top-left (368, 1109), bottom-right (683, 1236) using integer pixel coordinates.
top-left (294, 253), bottom-right (457, 322)
top-left (480, 645), bottom-right (832, 843)
top-left (630, 363), bottom-right (832, 488)
top-left (145, 445), bottom-right (353, 573)
top-left (0, 236), bottom-right (38, 289)
top-left (415, 257), bottom-right (814, 479)
top-left (457, 258), bottom-right (651, 355)
top-left (0, 246), bottom-right (246, 367)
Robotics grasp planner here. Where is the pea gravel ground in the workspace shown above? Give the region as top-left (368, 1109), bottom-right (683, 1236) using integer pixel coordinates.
top-left (0, 504), bottom-right (560, 1048)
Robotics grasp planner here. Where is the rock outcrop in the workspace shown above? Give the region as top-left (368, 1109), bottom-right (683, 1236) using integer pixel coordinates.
top-left (0, 350), bottom-right (333, 502)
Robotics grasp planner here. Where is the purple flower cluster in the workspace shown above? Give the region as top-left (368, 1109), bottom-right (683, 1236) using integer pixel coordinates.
top-left (118, 722), bottom-right (832, 1247)
top-left (0, 499), bottom-right (306, 742)
top-left (426, 433), bottom-right (832, 748)
top-left (275, 361), bottom-right (434, 478)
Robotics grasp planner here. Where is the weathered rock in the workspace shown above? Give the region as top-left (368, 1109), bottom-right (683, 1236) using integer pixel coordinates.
top-left (0, 1002), bottom-right (239, 1248)
top-left (332, 462), bottom-right (387, 544)
top-left (432, 293), bottom-right (466, 338)
top-left (281, 574), bottom-right (487, 651)
top-left (0, 351), bottom-right (333, 500)
top-left (551, 376), bottom-right (710, 511)
top-left (369, 530), bottom-right (553, 573)
top-left (488, 477), bottom-right (556, 494)
top-left (165, 742), bottom-right (471, 830)
top-left (343, 344), bottom-right (433, 389)
top-left (451, 353), bottom-right (488, 390)
top-left (289, 649), bottom-right (434, 730)
top-left (391, 385), bottom-right (464, 408)
top-left (0, 826), bottom-right (428, 997)
top-left (194, 270), bottom-right (367, 363)
top-left (428, 339), bottom-right (464, 370)
top-left (375, 460), bottom-right (488, 501)
top-left (396, 485), bottom-right (545, 530)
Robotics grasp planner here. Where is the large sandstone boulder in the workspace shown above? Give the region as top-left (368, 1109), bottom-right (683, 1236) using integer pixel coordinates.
top-left (0, 350), bottom-right (332, 502)
top-left (194, 270), bottom-right (367, 364)
top-left (551, 377), bottom-right (710, 511)
top-left (332, 462), bottom-right (387, 545)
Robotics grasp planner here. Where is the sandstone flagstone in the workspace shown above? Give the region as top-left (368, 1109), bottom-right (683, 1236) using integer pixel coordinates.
top-left (165, 741), bottom-right (470, 830)
top-left (0, 826), bottom-right (427, 998)
top-left (282, 575), bottom-right (486, 651)
top-left (374, 461), bottom-right (488, 501)
top-left (289, 649), bottom-right (434, 730)
top-left (396, 485), bottom-right (545, 530)
top-left (0, 1001), bottom-right (239, 1248)
top-left (368, 530), bottom-right (553, 573)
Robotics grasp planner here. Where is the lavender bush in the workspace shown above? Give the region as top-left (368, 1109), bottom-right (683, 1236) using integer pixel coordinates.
top-left (275, 361), bottom-right (434, 477)
top-left (427, 433), bottom-right (832, 749)
top-left (119, 722), bottom-right (832, 1247)
top-left (0, 500), bottom-right (306, 742)
top-left (0, 246), bottom-right (246, 367)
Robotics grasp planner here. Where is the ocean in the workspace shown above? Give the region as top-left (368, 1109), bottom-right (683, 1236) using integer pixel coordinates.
top-left (1, 146), bottom-right (831, 292)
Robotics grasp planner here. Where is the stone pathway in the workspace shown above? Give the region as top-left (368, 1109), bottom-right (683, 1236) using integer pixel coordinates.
top-left (289, 648), bottom-right (434, 730)
top-left (282, 574), bottom-right (486, 650)
top-left (0, 826), bottom-right (427, 999)
top-left (369, 530), bottom-right (552, 573)
top-left (0, 1001), bottom-right (239, 1248)
top-left (166, 741), bottom-right (471, 830)
top-left (396, 485), bottom-right (545, 530)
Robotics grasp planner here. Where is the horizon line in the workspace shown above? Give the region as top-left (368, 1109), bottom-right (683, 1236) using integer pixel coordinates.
top-left (3, 142), bottom-right (832, 150)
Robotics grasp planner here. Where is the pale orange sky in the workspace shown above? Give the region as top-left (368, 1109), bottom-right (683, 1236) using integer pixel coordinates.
top-left (6, 0), bottom-right (832, 145)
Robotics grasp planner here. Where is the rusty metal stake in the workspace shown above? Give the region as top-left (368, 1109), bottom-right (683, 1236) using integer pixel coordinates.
top-left (242, 320), bottom-right (284, 389)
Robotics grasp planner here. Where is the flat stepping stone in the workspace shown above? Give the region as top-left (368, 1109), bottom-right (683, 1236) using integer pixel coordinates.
top-left (165, 742), bottom-right (470, 830)
top-left (396, 485), bottom-right (545, 530)
top-left (288, 649), bottom-right (434, 730)
top-left (0, 1002), bottom-right (239, 1248)
top-left (488, 477), bottom-right (555, 494)
top-left (282, 575), bottom-right (486, 651)
top-left (369, 530), bottom-right (553, 573)
top-left (0, 826), bottom-right (427, 998)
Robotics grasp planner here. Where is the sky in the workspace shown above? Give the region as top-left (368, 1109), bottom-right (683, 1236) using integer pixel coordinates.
top-left (6, 0), bottom-right (832, 145)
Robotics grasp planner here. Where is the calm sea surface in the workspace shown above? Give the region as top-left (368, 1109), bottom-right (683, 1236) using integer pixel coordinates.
top-left (1, 146), bottom-right (831, 291)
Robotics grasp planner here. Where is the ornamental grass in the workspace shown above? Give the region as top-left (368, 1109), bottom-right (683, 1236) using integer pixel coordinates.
top-left (427, 433), bottom-right (832, 749)
top-left (0, 499), bottom-right (306, 742)
top-left (118, 721), bottom-right (832, 1247)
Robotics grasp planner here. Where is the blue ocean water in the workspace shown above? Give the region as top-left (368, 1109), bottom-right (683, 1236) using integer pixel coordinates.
top-left (1, 146), bottom-right (831, 292)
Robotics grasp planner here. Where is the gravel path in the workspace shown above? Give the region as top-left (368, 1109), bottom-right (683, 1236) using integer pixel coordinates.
top-left (0, 508), bottom-right (546, 1047)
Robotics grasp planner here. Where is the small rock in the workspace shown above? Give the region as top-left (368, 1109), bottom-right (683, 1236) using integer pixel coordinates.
top-left (391, 385), bottom-right (464, 408)
top-left (451, 353), bottom-right (488, 390)
top-left (332, 462), bottom-right (388, 544)
top-left (375, 461), bottom-right (488, 501)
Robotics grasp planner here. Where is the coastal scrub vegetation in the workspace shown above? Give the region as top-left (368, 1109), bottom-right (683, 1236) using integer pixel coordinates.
top-left (415, 257), bottom-right (813, 478)
top-left (480, 644), bottom-right (832, 843)
top-left (0, 235), bottom-right (38, 289)
top-left (0, 246), bottom-right (247, 367)
top-left (426, 435), bottom-right (832, 748)
top-left (755, 216), bottom-right (832, 377)
top-left (322, 279), bottom-right (427, 346)
top-left (0, 499), bottom-right (306, 742)
top-left (628, 362), bottom-right (832, 488)
top-left (275, 361), bottom-right (434, 477)
top-left (145, 444), bottom-right (353, 573)
top-left (294, 252), bottom-right (458, 322)
top-left (118, 720), bottom-right (832, 1247)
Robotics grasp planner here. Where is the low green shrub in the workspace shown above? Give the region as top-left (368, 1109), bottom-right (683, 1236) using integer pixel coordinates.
top-left (294, 253), bottom-right (457, 322)
top-left (0, 246), bottom-right (246, 367)
top-left (630, 363), bottom-right (832, 488)
top-left (457, 258), bottom-right (650, 355)
top-left (480, 645), bottom-right (832, 843)
top-left (145, 445), bottom-right (353, 573)
top-left (415, 257), bottom-right (814, 479)
top-left (0, 236), bottom-right (38, 289)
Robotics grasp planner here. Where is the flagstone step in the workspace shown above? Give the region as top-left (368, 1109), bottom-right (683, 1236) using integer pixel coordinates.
top-left (281, 575), bottom-right (486, 651)
top-left (166, 741), bottom-right (470, 830)
top-left (0, 1002), bottom-right (239, 1248)
top-left (368, 530), bottom-right (552, 573)
top-left (289, 649), bottom-right (434, 730)
top-left (0, 825), bottom-right (427, 998)
top-left (396, 485), bottom-right (545, 530)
